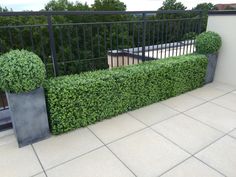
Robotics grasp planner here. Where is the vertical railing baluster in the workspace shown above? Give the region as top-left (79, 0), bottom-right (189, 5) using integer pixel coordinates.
top-left (104, 25), bottom-right (107, 54)
top-left (91, 25), bottom-right (95, 70)
top-left (59, 27), bottom-right (65, 73)
top-left (175, 20), bottom-right (180, 56)
top-left (8, 29), bottom-right (13, 48)
top-left (137, 22), bottom-right (140, 64)
top-left (83, 26), bottom-right (86, 54)
top-left (180, 20), bottom-right (184, 55)
top-left (18, 28), bottom-right (24, 48)
top-left (90, 25), bottom-right (94, 61)
top-left (147, 22), bottom-right (150, 59)
top-left (194, 19), bottom-right (198, 52)
top-left (152, 22), bottom-right (155, 59)
top-left (165, 20), bottom-right (168, 58)
top-left (104, 25), bottom-right (107, 68)
top-left (161, 20), bottom-right (164, 59)
top-left (121, 24), bottom-right (124, 66)
top-left (198, 11), bottom-right (203, 34)
top-left (67, 26), bottom-right (73, 63)
top-left (172, 20), bottom-right (177, 57)
top-left (75, 26), bottom-right (80, 63)
top-left (182, 20), bottom-right (186, 55)
top-left (189, 20), bottom-right (194, 53)
top-left (116, 25), bottom-right (119, 67)
top-left (97, 26), bottom-right (100, 57)
top-left (29, 26), bottom-right (35, 52)
top-left (168, 21), bottom-right (172, 57)
top-left (47, 15), bottom-right (59, 76)
top-left (186, 20), bottom-right (190, 54)
top-left (127, 23), bottom-right (130, 65)
top-left (39, 27), bottom-right (46, 63)
top-left (156, 22), bottom-right (159, 59)
top-left (132, 22), bottom-right (135, 64)
top-left (109, 24), bottom-right (113, 68)
top-left (142, 13), bottom-right (146, 61)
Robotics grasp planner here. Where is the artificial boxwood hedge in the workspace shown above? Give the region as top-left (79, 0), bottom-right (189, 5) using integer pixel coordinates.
top-left (45, 54), bottom-right (208, 134)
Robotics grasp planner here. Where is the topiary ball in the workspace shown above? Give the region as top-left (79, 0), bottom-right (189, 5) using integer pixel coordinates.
top-left (0, 50), bottom-right (46, 93)
top-left (195, 31), bottom-right (222, 55)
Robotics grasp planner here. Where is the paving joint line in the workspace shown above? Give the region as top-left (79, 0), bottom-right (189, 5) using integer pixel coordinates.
top-left (43, 144), bottom-right (105, 172)
top-left (225, 128), bottom-right (236, 139)
top-left (128, 108), bottom-right (228, 160)
top-left (127, 111), bottom-right (181, 129)
top-left (190, 130), bottom-right (236, 177)
top-left (186, 85), bottom-right (234, 101)
top-left (31, 144), bottom-right (49, 177)
top-left (157, 156), bottom-right (192, 177)
top-left (106, 126), bottom-right (148, 146)
top-left (153, 130), bottom-right (228, 177)
top-left (128, 102), bottom-right (234, 177)
top-left (210, 101), bottom-right (236, 113)
top-left (193, 156), bottom-right (227, 177)
top-left (150, 127), bottom-right (192, 154)
top-left (30, 172), bottom-right (46, 177)
top-left (164, 88), bottom-right (235, 115)
top-left (157, 90), bottom-right (234, 135)
top-left (158, 101), bottom-right (227, 134)
top-left (182, 113), bottom-right (226, 134)
top-left (87, 126), bottom-right (138, 177)
top-left (160, 99), bottom-right (208, 115)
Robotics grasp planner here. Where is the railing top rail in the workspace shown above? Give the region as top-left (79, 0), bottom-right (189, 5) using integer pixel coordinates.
top-left (0, 10), bottom-right (203, 16)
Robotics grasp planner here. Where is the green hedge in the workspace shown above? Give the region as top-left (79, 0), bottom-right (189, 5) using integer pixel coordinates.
top-left (44, 54), bottom-right (208, 134)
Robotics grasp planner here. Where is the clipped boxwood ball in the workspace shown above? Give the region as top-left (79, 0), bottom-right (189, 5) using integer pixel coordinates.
top-left (0, 50), bottom-right (46, 93)
top-left (195, 31), bottom-right (222, 55)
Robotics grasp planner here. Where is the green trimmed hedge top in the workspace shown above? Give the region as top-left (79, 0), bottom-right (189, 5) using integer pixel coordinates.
top-left (45, 54), bottom-right (208, 135)
top-left (195, 31), bottom-right (222, 55)
top-left (0, 50), bottom-right (46, 93)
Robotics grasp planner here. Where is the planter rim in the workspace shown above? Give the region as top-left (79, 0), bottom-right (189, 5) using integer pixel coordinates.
top-left (6, 86), bottom-right (43, 95)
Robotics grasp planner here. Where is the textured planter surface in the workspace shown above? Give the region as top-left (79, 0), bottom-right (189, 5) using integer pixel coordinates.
top-left (205, 53), bottom-right (218, 84)
top-left (6, 87), bottom-right (50, 147)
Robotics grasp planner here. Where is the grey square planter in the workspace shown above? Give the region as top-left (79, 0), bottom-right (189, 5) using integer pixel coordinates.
top-left (205, 53), bottom-right (218, 84)
top-left (6, 87), bottom-right (50, 147)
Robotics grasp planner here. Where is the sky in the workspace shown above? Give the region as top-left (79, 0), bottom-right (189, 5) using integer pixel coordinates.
top-left (0, 0), bottom-right (236, 11)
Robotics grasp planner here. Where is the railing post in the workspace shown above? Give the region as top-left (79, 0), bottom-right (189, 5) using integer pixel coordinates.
top-left (142, 12), bottom-right (146, 61)
top-left (47, 15), bottom-right (59, 76)
top-left (198, 11), bottom-right (203, 34)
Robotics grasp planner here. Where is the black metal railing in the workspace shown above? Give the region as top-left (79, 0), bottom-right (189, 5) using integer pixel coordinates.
top-left (0, 10), bottom-right (206, 111)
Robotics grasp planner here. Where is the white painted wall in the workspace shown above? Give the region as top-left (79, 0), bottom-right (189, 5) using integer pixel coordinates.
top-left (207, 15), bottom-right (236, 86)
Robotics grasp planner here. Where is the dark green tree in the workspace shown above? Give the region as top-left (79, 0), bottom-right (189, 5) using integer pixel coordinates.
top-left (45, 0), bottom-right (90, 11)
top-left (192, 3), bottom-right (214, 11)
top-left (159, 0), bottom-right (186, 10)
top-left (92, 0), bottom-right (126, 11)
top-left (192, 3), bottom-right (214, 32)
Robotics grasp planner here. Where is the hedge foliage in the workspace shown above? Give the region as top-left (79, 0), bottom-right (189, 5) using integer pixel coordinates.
top-left (0, 50), bottom-right (46, 93)
top-left (195, 31), bottom-right (222, 54)
top-left (45, 54), bottom-right (208, 134)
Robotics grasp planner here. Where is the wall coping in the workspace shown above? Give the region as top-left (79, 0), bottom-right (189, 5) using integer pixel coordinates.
top-left (208, 10), bottom-right (236, 15)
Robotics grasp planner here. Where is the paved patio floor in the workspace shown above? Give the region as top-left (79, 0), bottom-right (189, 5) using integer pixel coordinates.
top-left (1, 82), bottom-right (236, 177)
